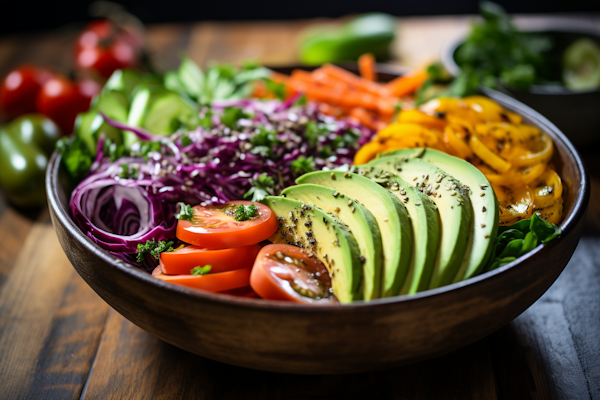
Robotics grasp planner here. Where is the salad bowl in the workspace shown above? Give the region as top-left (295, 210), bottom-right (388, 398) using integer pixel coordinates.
top-left (47, 65), bottom-right (589, 374)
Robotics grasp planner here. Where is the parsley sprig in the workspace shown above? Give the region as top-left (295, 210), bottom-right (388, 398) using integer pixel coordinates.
top-left (136, 239), bottom-right (175, 263)
top-left (234, 204), bottom-right (259, 221)
top-left (175, 202), bottom-right (195, 221)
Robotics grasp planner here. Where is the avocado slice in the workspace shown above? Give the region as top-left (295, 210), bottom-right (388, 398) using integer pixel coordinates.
top-left (281, 183), bottom-right (384, 300)
top-left (295, 171), bottom-right (411, 298)
top-left (380, 148), bottom-right (499, 281)
top-left (261, 196), bottom-right (363, 303)
top-left (365, 156), bottom-right (472, 289)
top-left (352, 166), bottom-right (440, 294)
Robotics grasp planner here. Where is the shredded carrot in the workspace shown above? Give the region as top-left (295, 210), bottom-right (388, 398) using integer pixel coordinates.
top-left (385, 69), bottom-right (428, 97)
top-left (358, 53), bottom-right (378, 82)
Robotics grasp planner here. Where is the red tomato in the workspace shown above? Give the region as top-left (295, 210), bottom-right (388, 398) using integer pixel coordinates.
top-left (154, 267), bottom-right (252, 293)
top-left (176, 201), bottom-right (278, 249)
top-left (75, 19), bottom-right (143, 79)
top-left (36, 76), bottom-right (90, 134)
top-left (159, 244), bottom-right (260, 275)
top-left (250, 244), bottom-right (337, 305)
top-left (0, 65), bottom-right (52, 118)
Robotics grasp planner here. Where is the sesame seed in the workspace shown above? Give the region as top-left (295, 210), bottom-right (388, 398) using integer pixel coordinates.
top-left (435, 184), bottom-right (440, 189)
top-left (415, 202), bottom-right (421, 206)
top-left (480, 184), bottom-right (488, 189)
top-left (331, 173), bottom-right (336, 180)
top-left (343, 172), bottom-right (350, 178)
top-left (351, 207), bottom-right (355, 213)
top-left (190, 170), bottom-right (199, 178)
top-left (451, 184), bottom-right (457, 190)
top-left (276, 251), bottom-right (284, 259)
top-left (383, 218), bottom-right (388, 222)
top-left (348, 200), bottom-right (353, 206)
top-left (332, 191), bottom-right (339, 197)
top-left (450, 190), bottom-right (457, 196)
top-left (391, 186), bottom-right (399, 191)
top-left (485, 234), bottom-right (490, 239)
top-left (185, 180), bottom-right (194, 186)
top-left (480, 192), bottom-right (485, 197)
top-left (404, 197), bottom-right (409, 203)
top-left (436, 176), bottom-right (443, 183)
top-left (413, 176), bottom-right (418, 181)
top-left (482, 206), bottom-right (487, 212)
top-left (481, 224), bottom-right (486, 228)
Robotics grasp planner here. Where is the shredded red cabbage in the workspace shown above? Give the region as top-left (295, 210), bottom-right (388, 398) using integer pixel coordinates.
top-left (70, 99), bottom-right (374, 270)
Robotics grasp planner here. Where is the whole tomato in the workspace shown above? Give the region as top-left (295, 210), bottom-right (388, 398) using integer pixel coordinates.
top-left (0, 65), bottom-right (52, 118)
top-left (36, 76), bottom-right (90, 134)
top-left (75, 19), bottom-right (143, 79)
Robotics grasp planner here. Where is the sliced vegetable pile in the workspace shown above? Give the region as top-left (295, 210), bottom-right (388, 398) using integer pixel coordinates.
top-left (65, 63), bottom-right (373, 271)
top-left (259, 56), bottom-right (428, 131)
top-left (354, 95), bottom-right (563, 226)
top-left (56, 54), bottom-right (563, 305)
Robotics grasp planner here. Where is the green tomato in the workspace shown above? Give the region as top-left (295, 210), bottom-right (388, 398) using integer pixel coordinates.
top-left (0, 128), bottom-right (48, 208)
top-left (5, 113), bottom-right (61, 156)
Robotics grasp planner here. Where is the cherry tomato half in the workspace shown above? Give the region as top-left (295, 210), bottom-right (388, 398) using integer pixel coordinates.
top-left (36, 75), bottom-right (90, 134)
top-left (154, 267), bottom-right (252, 293)
top-left (250, 244), bottom-right (338, 305)
top-left (0, 65), bottom-right (52, 118)
top-left (176, 201), bottom-right (278, 249)
top-left (159, 244), bottom-right (260, 275)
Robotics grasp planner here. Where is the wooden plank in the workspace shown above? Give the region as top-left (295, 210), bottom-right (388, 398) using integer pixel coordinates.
top-left (0, 213), bottom-right (92, 397)
top-left (19, 267), bottom-right (110, 400)
top-left (0, 206), bottom-right (38, 289)
top-left (146, 23), bottom-right (192, 72)
top-left (82, 308), bottom-right (498, 399)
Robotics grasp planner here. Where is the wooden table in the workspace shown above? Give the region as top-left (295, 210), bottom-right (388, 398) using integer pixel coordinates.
top-left (1, 14), bottom-right (600, 399)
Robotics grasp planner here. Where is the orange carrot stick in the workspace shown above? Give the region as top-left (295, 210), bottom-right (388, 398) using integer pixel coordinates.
top-left (358, 53), bottom-right (378, 82)
top-left (385, 68), bottom-right (428, 97)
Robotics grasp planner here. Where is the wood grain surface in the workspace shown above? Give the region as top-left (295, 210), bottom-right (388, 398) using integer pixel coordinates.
top-left (0, 14), bottom-right (599, 399)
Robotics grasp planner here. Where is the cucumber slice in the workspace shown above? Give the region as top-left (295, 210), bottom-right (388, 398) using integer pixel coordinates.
top-left (142, 92), bottom-right (197, 135)
top-left (96, 90), bottom-right (129, 123)
top-left (563, 38), bottom-right (600, 91)
top-left (104, 69), bottom-right (143, 98)
top-left (74, 111), bottom-right (122, 155)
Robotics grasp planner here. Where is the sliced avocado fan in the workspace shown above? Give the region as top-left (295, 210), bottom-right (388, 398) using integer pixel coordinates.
top-left (380, 148), bottom-right (499, 281)
top-left (353, 166), bottom-right (441, 294)
top-left (281, 184), bottom-right (383, 300)
top-left (365, 155), bottom-right (472, 289)
top-left (261, 196), bottom-right (363, 304)
top-left (296, 171), bottom-right (411, 298)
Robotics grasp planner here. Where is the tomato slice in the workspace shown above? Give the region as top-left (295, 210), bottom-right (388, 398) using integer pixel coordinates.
top-left (159, 244), bottom-right (260, 275)
top-left (250, 244), bottom-right (338, 305)
top-left (176, 201), bottom-right (278, 249)
top-left (154, 267), bottom-right (252, 292)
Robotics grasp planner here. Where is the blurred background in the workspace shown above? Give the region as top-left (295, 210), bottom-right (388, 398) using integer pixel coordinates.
top-left (2, 0), bottom-right (599, 36)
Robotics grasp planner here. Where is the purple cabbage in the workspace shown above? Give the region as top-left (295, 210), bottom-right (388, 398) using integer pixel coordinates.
top-left (70, 99), bottom-right (374, 271)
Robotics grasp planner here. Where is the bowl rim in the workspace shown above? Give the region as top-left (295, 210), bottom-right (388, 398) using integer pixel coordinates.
top-left (440, 25), bottom-right (600, 96)
top-left (46, 66), bottom-right (590, 313)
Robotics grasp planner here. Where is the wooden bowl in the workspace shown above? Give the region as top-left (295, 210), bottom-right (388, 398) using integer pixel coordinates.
top-left (441, 24), bottom-right (600, 146)
top-left (46, 66), bottom-right (589, 374)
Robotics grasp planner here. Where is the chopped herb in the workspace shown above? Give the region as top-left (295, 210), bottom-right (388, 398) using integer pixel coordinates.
top-left (244, 173), bottom-right (275, 202)
top-left (175, 202), bottom-right (195, 221)
top-left (118, 164), bottom-right (138, 179)
top-left (180, 133), bottom-right (193, 147)
top-left (136, 239), bottom-right (175, 263)
top-left (291, 157), bottom-right (315, 174)
top-left (234, 204), bottom-right (259, 221)
top-left (56, 136), bottom-right (93, 179)
top-left (263, 78), bottom-right (286, 100)
top-left (221, 107), bottom-right (250, 129)
top-left (293, 94), bottom-right (307, 106)
top-left (191, 265), bottom-right (212, 275)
